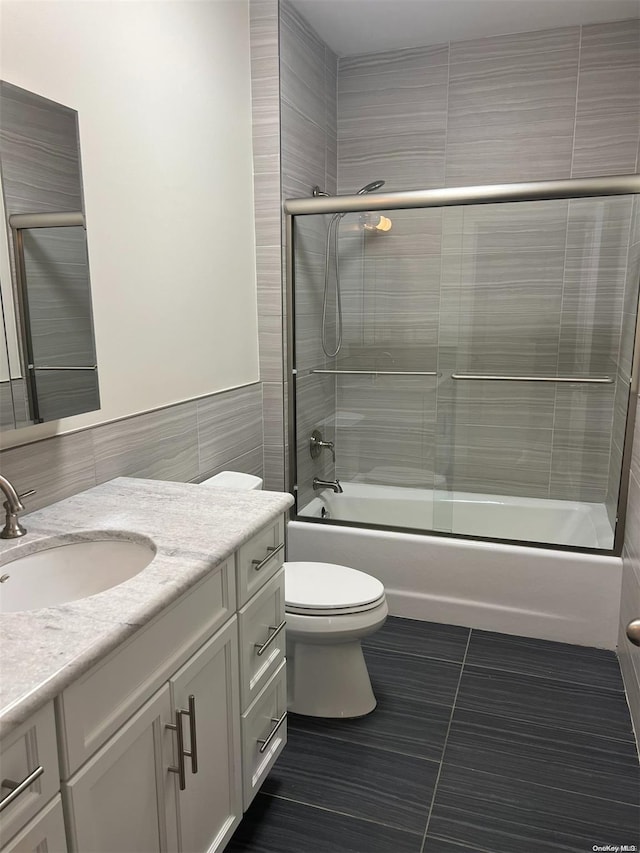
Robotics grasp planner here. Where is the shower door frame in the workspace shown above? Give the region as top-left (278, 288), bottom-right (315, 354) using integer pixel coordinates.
top-left (284, 173), bottom-right (640, 557)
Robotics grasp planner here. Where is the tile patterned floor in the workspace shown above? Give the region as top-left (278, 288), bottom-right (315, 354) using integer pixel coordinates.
top-left (228, 617), bottom-right (640, 853)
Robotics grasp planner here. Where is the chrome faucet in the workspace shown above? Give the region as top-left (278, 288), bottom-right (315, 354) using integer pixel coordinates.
top-left (313, 477), bottom-right (343, 494)
top-left (0, 475), bottom-right (35, 539)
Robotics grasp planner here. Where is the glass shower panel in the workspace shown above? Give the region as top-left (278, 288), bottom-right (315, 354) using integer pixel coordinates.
top-left (291, 193), bottom-right (639, 551)
top-left (439, 195), bottom-right (637, 548)
top-left (293, 208), bottom-right (453, 532)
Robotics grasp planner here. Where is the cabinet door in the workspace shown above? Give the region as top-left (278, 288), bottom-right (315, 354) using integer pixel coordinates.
top-left (63, 686), bottom-right (178, 853)
top-left (169, 618), bottom-right (242, 853)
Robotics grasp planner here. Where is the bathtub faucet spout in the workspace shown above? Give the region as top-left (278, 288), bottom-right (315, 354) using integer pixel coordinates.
top-left (313, 477), bottom-right (344, 494)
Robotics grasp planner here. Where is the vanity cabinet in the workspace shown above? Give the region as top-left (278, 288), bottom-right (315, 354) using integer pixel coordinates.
top-left (63, 620), bottom-right (241, 853)
top-left (1, 796), bottom-right (67, 853)
top-left (169, 621), bottom-right (241, 853)
top-left (235, 518), bottom-right (287, 811)
top-left (0, 512), bottom-right (287, 853)
top-left (0, 702), bottom-right (62, 851)
top-left (63, 685), bottom-right (178, 851)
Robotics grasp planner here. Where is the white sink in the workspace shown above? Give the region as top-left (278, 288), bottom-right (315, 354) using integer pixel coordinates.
top-left (0, 538), bottom-right (156, 613)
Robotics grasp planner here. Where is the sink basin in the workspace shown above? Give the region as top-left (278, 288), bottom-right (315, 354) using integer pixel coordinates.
top-left (0, 538), bottom-right (156, 613)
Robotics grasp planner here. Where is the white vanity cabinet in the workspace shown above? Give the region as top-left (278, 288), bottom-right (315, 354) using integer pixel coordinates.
top-left (0, 702), bottom-right (64, 852)
top-left (63, 619), bottom-right (241, 853)
top-left (235, 517), bottom-right (287, 810)
top-left (0, 511), bottom-right (288, 853)
top-left (169, 620), bottom-right (241, 853)
top-left (1, 796), bottom-right (67, 853)
top-left (63, 685), bottom-right (178, 851)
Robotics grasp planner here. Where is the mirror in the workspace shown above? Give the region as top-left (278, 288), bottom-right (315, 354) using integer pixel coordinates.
top-left (0, 81), bottom-right (100, 428)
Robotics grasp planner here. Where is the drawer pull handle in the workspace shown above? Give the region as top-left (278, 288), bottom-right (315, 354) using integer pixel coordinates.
top-left (257, 711), bottom-right (287, 754)
top-left (186, 695), bottom-right (198, 775)
top-left (0, 766), bottom-right (44, 813)
top-left (167, 695), bottom-right (198, 790)
top-left (252, 542), bottom-right (284, 572)
top-left (255, 620), bottom-right (287, 657)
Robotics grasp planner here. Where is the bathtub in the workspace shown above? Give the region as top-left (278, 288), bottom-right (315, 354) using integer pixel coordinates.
top-left (287, 482), bottom-right (623, 649)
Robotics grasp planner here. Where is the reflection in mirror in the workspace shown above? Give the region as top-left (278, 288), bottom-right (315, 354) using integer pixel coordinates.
top-left (0, 81), bottom-right (100, 428)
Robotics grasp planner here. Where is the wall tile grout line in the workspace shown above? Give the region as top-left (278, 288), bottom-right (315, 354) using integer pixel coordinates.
top-left (419, 628), bottom-right (472, 852)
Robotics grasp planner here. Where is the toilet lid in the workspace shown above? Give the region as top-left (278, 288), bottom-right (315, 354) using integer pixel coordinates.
top-left (284, 562), bottom-right (385, 615)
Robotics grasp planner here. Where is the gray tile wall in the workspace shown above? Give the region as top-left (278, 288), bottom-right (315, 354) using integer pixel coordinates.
top-left (250, 0), bottom-right (285, 491)
top-left (619, 395), bottom-right (640, 744)
top-left (0, 382), bottom-right (264, 512)
top-left (325, 19), bottom-right (640, 504)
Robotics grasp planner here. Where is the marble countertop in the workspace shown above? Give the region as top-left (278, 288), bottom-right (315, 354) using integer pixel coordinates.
top-left (0, 477), bottom-right (293, 737)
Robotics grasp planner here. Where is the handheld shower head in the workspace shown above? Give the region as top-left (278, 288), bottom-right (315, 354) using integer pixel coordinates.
top-left (356, 180), bottom-right (385, 194)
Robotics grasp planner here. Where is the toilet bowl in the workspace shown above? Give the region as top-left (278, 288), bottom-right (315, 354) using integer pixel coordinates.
top-left (201, 472), bottom-right (388, 718)
top-left (285, 561), bottom-right (387, 717)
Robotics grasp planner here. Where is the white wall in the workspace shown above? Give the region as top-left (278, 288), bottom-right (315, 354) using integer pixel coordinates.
top-left (0, 0), bottom-right (259, 447)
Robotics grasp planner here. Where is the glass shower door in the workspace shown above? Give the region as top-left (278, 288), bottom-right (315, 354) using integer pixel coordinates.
top-left (292, 206), bottom-right (454, 534)
top-left (291, 190), bottom-right (640, 550)
top-left (436, 195), bottom-right (638, 548)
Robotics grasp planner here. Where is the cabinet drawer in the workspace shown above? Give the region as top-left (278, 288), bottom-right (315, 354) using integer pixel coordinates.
top-left (0, 703), bottom-right (59, 848)
top-left (241, 660), bottom-right (287, 810)
top-left (58, 557), bottom-right (235, 777)
top-left (1, 794), bottom-right (67, 853)
top-left (238, 569), bottom-right (286, 709)
top-left (236, 517), bottom-right (285, 607)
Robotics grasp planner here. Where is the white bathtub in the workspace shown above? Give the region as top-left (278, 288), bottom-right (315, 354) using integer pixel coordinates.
top-left (288, 482), bottom-right (623, 649)
top-left (300, 482), bottom-right (614, 549)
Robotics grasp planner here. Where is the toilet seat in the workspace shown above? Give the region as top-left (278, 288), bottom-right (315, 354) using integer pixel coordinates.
top-left (284, 561), bottom-right (386, 616)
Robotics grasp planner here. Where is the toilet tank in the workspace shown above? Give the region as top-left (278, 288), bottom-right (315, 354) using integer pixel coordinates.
top-left (200, 471), bottom-right (263, 490)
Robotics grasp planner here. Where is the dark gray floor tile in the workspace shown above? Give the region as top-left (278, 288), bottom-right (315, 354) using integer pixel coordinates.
top-left (456, 664), bottom-right (635, 742)
top-left (228, 794), bottom-right (423, 853)
top-left (365, 646), bottom-right (463, 708)
top-left (466, 629), bottom-right (625, 691)
top-left (428, 763), bottom-right (640, 853)
top-left (263, 728), bottom-right (439, 834)
top-left (422, 836), bottom-right (494, 853)
top-left (444, 708), bottom-right (640, 805)
top-left (289, 688), bottom-right (451, 762)
top-left (364, 615), bottom-right (470, 663)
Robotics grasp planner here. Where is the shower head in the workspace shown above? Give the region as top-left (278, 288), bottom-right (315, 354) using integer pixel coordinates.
top-left (356, 180), bottom-right (385, 195)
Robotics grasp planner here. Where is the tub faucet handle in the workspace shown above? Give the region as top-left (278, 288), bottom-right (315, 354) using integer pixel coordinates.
top-left (310, 429), bottom-right (335, 463)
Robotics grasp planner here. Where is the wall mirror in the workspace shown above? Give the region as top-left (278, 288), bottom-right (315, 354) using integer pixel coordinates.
top-left (0, 81), bottom-right (100, 429)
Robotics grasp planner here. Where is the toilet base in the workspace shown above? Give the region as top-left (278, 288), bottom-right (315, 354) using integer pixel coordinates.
top-left (287, 639), bottom-right (376, 718)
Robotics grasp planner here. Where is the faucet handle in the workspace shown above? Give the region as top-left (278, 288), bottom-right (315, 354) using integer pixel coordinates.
top-left (310, 430), bottom-right (336, 463)
top-left (1, 489), bottom-right (35, 517)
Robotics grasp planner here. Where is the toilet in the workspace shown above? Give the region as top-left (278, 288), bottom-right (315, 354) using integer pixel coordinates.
top-left (201, 471), bottom-right (388, 718)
